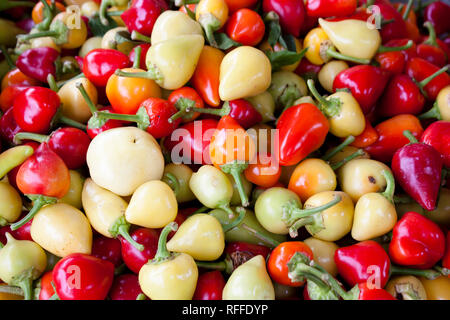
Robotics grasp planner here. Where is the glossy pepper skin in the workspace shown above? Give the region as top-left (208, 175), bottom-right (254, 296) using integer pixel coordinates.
top-left (389, 212), bottom-right (446, 270)
top-left (420, 121), bottom-right (450, 168)
top-left (120, 228), bottom-right (159, 274)
top-left (276, 103), bottom-right (329, 166)
top-left (333, 65), bottom-right (389, 115)
top-left (121, 0), bottom-right (168, 37)
top-left (306, 0), bottom-right (356, 18)
top-left (334, 240), bottom-right (390, 288)
top-left (193, 271), bottom-right (226, 300)
top-left (92, 236), bottom-right (122, 267)
top-left (391, 131), bottom-right (443, 211)
top-left (262, 0), bottom-right (305, 37)
top-left (228, 99), bottom-right (263, 129)
top-left (109, 274), bottom-right (144, 300)
top-left (53, 253), bottom-right (115, 300)
top-left (16, 47), bottom-right (59, 83)
top-left (374, 39), bottom-right (417, 75)
top-left (424, 1), bottom-right (450, 36)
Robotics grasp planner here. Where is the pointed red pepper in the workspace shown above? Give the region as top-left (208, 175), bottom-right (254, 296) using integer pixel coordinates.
top-left (277, 103), bottom-right (329, 166)
top-left (420, 120), bottom-right (450, 168)
top-left (333, 65), bottom-right (389, 115)
top-left (193, 271), bottom-right (226, 300)
top-left (423, 1), bottom-right (450, 36)
top-left (228, 99), bottom-right (263, 129)
top-left (262, 0), bottom-right (306, 37)
top-left (16, 47), bottom-right (59, 83)
top-left (389, 211), bottom-right (446, 269)
top-left (305, 0), bottom-right (356, 18)
top-left (392, 130), bottom-right (443, 211)
top-left (121, 0), bottom-right (168, 38)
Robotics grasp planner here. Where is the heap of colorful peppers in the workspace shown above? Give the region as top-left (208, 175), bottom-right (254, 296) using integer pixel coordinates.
top-left (0, 0), bottom-right (449, 301)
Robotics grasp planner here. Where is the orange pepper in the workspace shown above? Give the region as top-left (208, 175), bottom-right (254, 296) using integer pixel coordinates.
top-left (1, 68), bottom-right (41, 91)
top-left (350, 118), bottom-right (379, 148)
top-left (244, 153), bottom-right (281, 188)
top-left (31, 0), bottom-right (66, 24)
top-left (191, 46), bottom-right (224, 107)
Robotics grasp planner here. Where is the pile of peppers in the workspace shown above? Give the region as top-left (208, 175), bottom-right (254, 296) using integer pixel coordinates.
top-left (0, 0), bottom-right (449, 301)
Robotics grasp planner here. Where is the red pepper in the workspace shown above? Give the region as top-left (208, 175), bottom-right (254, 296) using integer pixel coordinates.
top-left (364, 114), bottom-right (423, 163)
top-left (86, 106), bottom-right (125, 139)
top-left (420, 121), bottom-right (450, 168)
top-left (424, 1), bottom-right (450, 36)
top-left (14, 127), bottom-right (90, 169)
top-left (374, 38), bottom-right (417, 75)
top-left (262, 0), bottom-right (305, 37)
top-left (6, 142), bottom-right (39, 190)
top-left (129, 44), bottom-right (150, 71)
top-left (370, 0), bottom-right (408, 43)
top-left (417, 22), bottom-right (448, 68)
top-left (226, 8), bottom-right (265, 47)
top-left (443, 231), bottom-right (450, 272)
top-left (353, 283), bottom-right (396, 300)
top-left (406, 57), bottom-right (450, 101)
top-left (92, 236), bottom-right (122, 267)
top-left (389, 211), bottom-right (446, 269)
top-left (294, 57), bottom-right (322, 81)
top-left (82, 49), bottom-right (131, 87)
top-left (193, 271), bottom-right (226, 300)
top-left (0, 85), bottom-right (31, 113)
top-left (38, 271), bottom-right (56, 300)
top-left (391, 130), bottom-right (443, 211)
top-left (0, 107), bottom-right (24, 145)
top-left (109, 274), bottom-right (145, 300)
top-left (120, 228), bottom-right (159, 274)
top-left (121, 0), bottom-right (168, 37)
top-left (333, 65), bottom-right (389, 115)
top-left (276, 103), bottom-right (329, 166)
top-left (163, 119), bottom-right (218, 165)
top-left (228, 99), bottom-right (262, 129)
top-left (334, 240), bottom-right (390, 288)
top-left (305, 0), bottom-right (356, 18)
top-left (53, 253), bottom-right (115, 300)
top-left (16, 47), bottom-right (59, 83)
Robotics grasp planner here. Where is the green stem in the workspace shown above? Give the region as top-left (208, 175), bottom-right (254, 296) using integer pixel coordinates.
top-left (152, 222), bottom-right (178, 262)
top-left (13, 132), bottom-right (48, 145)
top-left (418, 65), bottom-right (449, 90)
top-left (381, 18), bottom-right (395, 27)
top-left (217, 202), bottom-right (235, 219)
top-left (35, 0), bottom-right (55, 31)
top-left (10, 195), bottom-right (58, 231)
top-left (220, 162), bottom-right (250, 207)
top-left (380, 170), bottom-right (395, 203)
top-left (240, 223), bottom-right (281, 248)
top-left (16, 278), bottom-right (33, 300)
top-left (326, 47), bottom-right (371, 65)
top-left (284, 195), bottom-right (342, 226)
top-left (193, 206), bottom-right (209, 214)
top-left (222, 207), bottom-right (246, 233)
top-left (377, 40), bottom-right (413, 53)
top-left (76, 82), bottom-right (99, 115)
top-left (162, 173), bottom-right (180, 197)
top-left (118, 225), bottom-right (144, 251)
top-left (58, 115), bottom-right (87, 131)
top-left (423, 22), bottom-right (438, 47)
top-left (18, 30), bottom-right (59, 42)
top-left (393, 194), bottom-right (413, 204)
top-left (322, 136), bottom-right (355, 161)
top-left (99, 0), bottom-right (114, 25)
top-left (418, 102), bottom-right (442, 120)
top-left (114, 263), bottom-right (126, 276)
top-left (331, 149), bottom-right (365, 170)
top-left (0, 1), bottom-right (35, 10)
top-left (168, 99), bottom-right (230, 123)
top-left (307, 79), bottom-right (341, 118)
top-left (95, 110), bottom-right (140, 123)
top-left (131, 31), bottom-right (151, 43)
top-left (402, 0), bottom-right (414, 21)
top-left (47, 74), bottom-right (58, 92)
top-left (0, 45), bottom-right (15, 69)
top-left (394, 283), bottom-right (422, 300)
top-left (0, 285), bottom-right (23, 296)
top-left (390, 265), bottom-right (441, 280)
top-left (57, 73), bottom-right (85, 89)
top-left (114, 68), bottom-right (159, 81)
top-left (132, 45), bottom-right (141, 69)
top-left (136, 293), bottom-right (147, 300)
top-left (195, 259), bottom-right (231, 273)
top-left (403, 130), bottom-right (418, 144)
top-left (396, 3), bottom-right (404, 12)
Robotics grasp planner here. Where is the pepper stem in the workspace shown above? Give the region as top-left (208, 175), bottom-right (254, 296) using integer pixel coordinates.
top-left (390, 265), bottom-right (441, 280)
top-left (0, 45), bottom-right (15, 69)
top-left (395, 283), bottom-right (422, 300)
top-left (132, 45), bottom-right (141, 69)
top-left (377, 40), bottom-right (413, 53)
top-left (240, 223), bottom-right (281, 248)
top-left (151, 222), bottom-right (178, 262)
top-left (322, 136), bottom-right (355, 161)
top-left (10, 195), bottom-right (58, 231)
top-left (131, 31), bottom-right (151, 43)
top-left (199, 14), bottom-right (221, 48)
top-left (192, 206), bottom-right (209, 214)
top-left (168, 99), bottom-right (230, 123)
top-left (16, 278), bottom-right (33, 300)
top-left (423, 22), bottom-right (438, 47)
top-left (222, 206), bottom-right (246, 233)
top-left (380, 170), bottom-right (395, 203)
top-left (162, 173), bottom-right (180, 197)
top-left (13, 132), bottom-right (49, 145)
top-left (76, 82), bottom-right (99, 115)
top-left (402, 0), bottom-right (414, 20)
top-left (331, 149), bottom-right (365, 170)
top-left (136, 293), bottom-right (147, 300)
top-left (109, 216), bottom-right (144, 251)
top-left (195, 259), bottom-right (232, 274)
top-left (220, 161), bottom-right (250, 207)
top-left (0, 1), bottom-right (35, 10)
top-left (417, 65), bottom-right (449, 90)
top-left (307, 79), bottom-right (341, 118)
top-left (47, 74), bottom-right (58, 92)
top-left (99, 0), bottom-right (115, 25)
top-left (326, 47), bottom-right (371, 65)
top-left (403, 130), bottom-right (419, 144)
top-left (96, 106), bottom-right (150, 130)
top-left (114, 68), bottom-right (161, 81)
top-left (0, 285), bottom-right (24, 296)
top-left (18, 30), bottom-right (59, 42)
top-left (57, 114), bottom-right (87, 131)
top-left (418, 102), bottom-right (442, 120)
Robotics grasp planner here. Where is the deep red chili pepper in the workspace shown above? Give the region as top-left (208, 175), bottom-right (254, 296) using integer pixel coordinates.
top-left (121, 0), bottom-right (168, 37)
top-left (424, 1), bottom-right (450, 36)
top-left (355, 283), bottom-right (396, 300)
top-left (226, 8), bottom-right (265, 47)
top-left (129, 44), bottom-right (150, 71)
top-left (262, 0), bottom-right (305, 37)
top-left (334, 240), bottom-right (391, 288)
top-left (86, 106), bottom-right (125, 139)
top-left (0, 107), bottom-right (24, 145)
top-left (193, 271), bottom-right (226, 300)
top-left (417, 22), bottom-right (447, 68)
top-left (53, 253), bottom-right (115, 300)
top-left (0, 85), bottom-right (31, 113)
top-left (294, 57), bottom-right (322, 80)
top-left (16, 47), bottom-right (59, 83)
top-left (120, 228), bottom-right (159, 274)
top-left (109, 274), bottom-right (144, 300)
top-left (163, 119), bottom-right (218, 165)
top-left (374, 38), bottom-right (417, 75)
top-left (277, 103), bottom-right (329, 166)
top-left (305, 0), bottom-right (356, 18)
top-left (92, 236), bottom-right (122, 267)
top-left (228, 99), bottom-right (263, 129)
top-left (389, 211), bottom-right (446, 269)
top-left (38, 271), bottom-right (55, 300)
top-left (420, 121), bottom-right (450, 168)
top-left (12, 86), bottom-right (60, 134)
top-left (406, 57), bottom-right (450, 101)
top-left (14, 127), bottom-right (91, 169)
top-left (391, 130), bottom-right (443, 211)
top-left (364, 114), bottom-right (424, 163)
top-left (443, 231), bottom-right (450, 272)
top-left (82, 49), bottom-right (131, 87)
top-left (333, 65), bottom-right (389, 115)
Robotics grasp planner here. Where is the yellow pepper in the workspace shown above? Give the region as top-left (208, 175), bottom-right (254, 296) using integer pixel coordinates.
top-left (0, 182), bottom-right (22, 225)
top-left (386, 276), bottom-right (427, 300)
top-left (196, 0), bottom-right (229, 47)
top-left (420, 276), bottom-right (450, 300)
top-left (303, 27), bottom-right (330, 65)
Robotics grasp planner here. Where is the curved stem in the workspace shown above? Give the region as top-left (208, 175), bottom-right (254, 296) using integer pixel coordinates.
top-left (322, 136), bottom-right (355, 161)
top-left (390, 265), bottom-right (441, 280)
top-left (76, 82), bottom-right (99, 115)
top-left (13, 132), bottom-right (48, 145)
top-left (47, 74), bottom-right (58, 92)
top-left (220, 162), bottom-right (249, 207)
top-left (99, 0), bottom-right (114, 26)
top-left (377, 40), bottom-right (413, 53)
top-left (162, 173), bottom-right (180, 197)
top-left (0, 45), bottom-right (15, 69)
top-left (240, 223), bottom-right (281, 248)
top-left (118, 225), bottom-right (144, 251)
top-left (222, 207), bottom-right (246, 233)
top-left (331, 149), bottom-right (365, 170)
top-left (418, 102), bottom-right (442, 120)
top-left (307, 79), bottom-right (341, 118)
top-left (423, 22), bottom-right (438, 47)
top-left (381, 170), bottom-right (395, 203)
top-left (0, 285), bottom-right (24, 296)
top-left (58, 115), bottom-right (87, 131)
top-left (403, 130), bottom-right (418, 144)
top-left (18, 30), bottom-right (59, 42)
top-left (131, 31), bottom-right (151, 43)
top-left (152, 222), bottom-right (178, 262)
top-left (418, 65), bottom-right (449, 89)
top-left (10, 195), bottom-right (58, 231)
top-left (326, 47), bottom-right (371, 65)
top-left (216, 202), bottom-right (235, 219)
top-left (132, 45), bottom-right (141, 69)
top-left (284, 195), bottom-right (342, 225)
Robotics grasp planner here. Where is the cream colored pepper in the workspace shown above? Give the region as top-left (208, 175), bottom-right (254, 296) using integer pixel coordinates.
top-left (151, 10), bottom-right (203, 45)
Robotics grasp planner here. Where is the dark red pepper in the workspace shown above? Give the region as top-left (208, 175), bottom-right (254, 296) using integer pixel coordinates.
top-left (262, 0), bottom-right (306, 37)
top-left (423, 1), bottom-right (450, 36)
top-left (92, 236), bottom-right (123, 267)
top-left (305, 0), bottom-right (356, 18)
top-left (120, 227), bottom-right (159, 274)
top-left (228, 99), bottom-right (263, 129)
top-left (121, 0), bottom-right (168, 37)
top-left (417, 22), bottom-right (447, 68)
top-left (109, 274), bottom-right (145, 300)
top-left (420, 120), bottom-right (450, 168)
top-left (193, 271), bottom-right (226, 300)
top-left (16, 47), bottom-right (59, 83)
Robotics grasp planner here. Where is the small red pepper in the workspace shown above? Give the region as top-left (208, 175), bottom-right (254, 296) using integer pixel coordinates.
top-left (420, 120), bottom-right (450, 168)
top-left (226, 8), bottom-right (265, 47)
top-left (193, 271), bottom-right (226, 300)
top-left (423, 1), bottom-right (450, 36)
top-left (277, 103), bottom-right (329, 166)
top-left (228, 99), bottom-right (262, 129)
top-left (262, 0), bottom-right (306, 37)
top-left (92, 236), bottom-right (123, 267)
top-left (389, 211), bottom-right (446, 269)
top-left (109, 274), bottom-right (145, 300)
top-left (53, 253), bottom-right (115, 300)
top-left (129, 44), bottom-right (150, 71)
top-left (16, 47), bottom-right (59, 83)
top-left (121, 0), bottom-right (168, 37)
top-left (305, 0), bottom-right (356, 18)
top-left (294, 57), bottom-right (322, 81)
top-left (0, 107), bottom-right (24, 145)
top-left (120, 228), bottom-right (159, 274)
top-left (374, 38), bottom-right (417, 75)
top-left (0, 85), bottom-right (31, 113)
top-left (417, 22), bottom-right (448, 68)
top-left (391, 130), bottom-right (443, 211)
